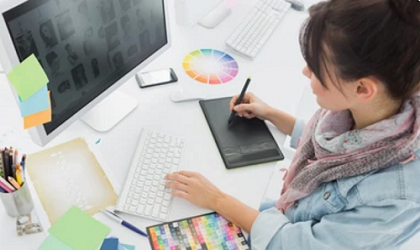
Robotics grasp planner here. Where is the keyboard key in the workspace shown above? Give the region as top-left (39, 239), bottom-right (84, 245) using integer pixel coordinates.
top-left (145, 205), bottom-right (152, 215)
top-left (153, 205), bottom-right (160, 217)
top-left (164, 193), bottom-right (171, 200)
top-left (137, 205), bottom-right (145, 214)
top-left (159, 213), bottom-right (167, 220)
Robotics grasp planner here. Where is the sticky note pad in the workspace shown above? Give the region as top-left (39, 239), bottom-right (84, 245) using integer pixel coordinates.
top-left (39, 235), bottom-right (73, 250)
top-left (23, 91), bottom-right (51, 129)
top-left (7, 54), bottom-right (49, 101)
top-left (48, 206), bottom-right (110, 250)
top-left (19, 85), bottom-right (49, 117)
top-left (100, 238), bottom-right (119, 250)
top-left (121, 244), bottom-right (135, 250)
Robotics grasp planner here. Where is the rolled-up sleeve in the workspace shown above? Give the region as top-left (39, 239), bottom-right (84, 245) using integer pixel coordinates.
top-left (290, 119), bottom-right (306, 149)
top-left (250, 200), bottom-right (420, 250)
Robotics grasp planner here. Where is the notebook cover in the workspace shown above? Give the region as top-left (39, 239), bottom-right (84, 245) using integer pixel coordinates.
top-left (199, 97), bottom-right (284, 169)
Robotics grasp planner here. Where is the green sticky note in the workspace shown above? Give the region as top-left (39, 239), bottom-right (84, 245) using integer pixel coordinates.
top-left (39, 235), bottom-right (73, 250)
top-left (48, 206), bottom-right (110, 250)
top-left (7, 54), bottom-right (49, 101)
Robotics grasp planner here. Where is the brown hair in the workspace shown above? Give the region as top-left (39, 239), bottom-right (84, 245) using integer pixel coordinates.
top-left (301, 0), bottom-right (420, 100)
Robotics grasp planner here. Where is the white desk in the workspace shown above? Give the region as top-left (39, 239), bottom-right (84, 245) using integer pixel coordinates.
top-left (0, 0), bottom-right (418, 249)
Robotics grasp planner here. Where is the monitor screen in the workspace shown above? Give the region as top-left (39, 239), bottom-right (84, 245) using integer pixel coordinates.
top-left (3, 0), bottom-right (167, 134)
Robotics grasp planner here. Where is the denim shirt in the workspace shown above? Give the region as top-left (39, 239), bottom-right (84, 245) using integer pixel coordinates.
top-left (250, 120), bottom-right (420, 250)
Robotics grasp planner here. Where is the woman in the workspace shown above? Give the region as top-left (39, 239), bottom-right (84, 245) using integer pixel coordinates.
top-left (165, 0), bottom-right (420, 249)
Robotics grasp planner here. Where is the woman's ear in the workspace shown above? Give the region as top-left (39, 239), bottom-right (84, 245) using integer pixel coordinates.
top-left (354, 77), bottom-right (378, 103)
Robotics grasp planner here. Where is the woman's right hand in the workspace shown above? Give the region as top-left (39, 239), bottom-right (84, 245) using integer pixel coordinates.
top-left (229, 92), bottom-right (272, 120)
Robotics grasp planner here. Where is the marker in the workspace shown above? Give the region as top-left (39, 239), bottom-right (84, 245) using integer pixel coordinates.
top-left (8, 176), bottom-right (21, 190)
top-left (100, 209), bottom-right (148, 238)
top-left (228, 77), bottom-right (252, 126)
top-left (16, 163), bottom-right (23, 186)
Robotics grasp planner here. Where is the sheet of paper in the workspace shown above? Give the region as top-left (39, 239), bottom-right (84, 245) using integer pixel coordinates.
top-left (39, 235), bottom-right (73, 250)
top-left (23, 91), bottom-right (51, 129)
top-left (49, 206), bottom-right (110, 250)
top-left (19, 85), bottom-right (49, 117)
top-left (26, 137), bottom-right (118, 224)
top-left (6, 54), bottom-right (49, 101)
top-left (100, 238), bottom-right (119, 250)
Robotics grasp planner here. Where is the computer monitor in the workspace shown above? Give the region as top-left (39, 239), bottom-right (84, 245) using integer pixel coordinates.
top-left (0, 0), bottom-right (171, 146)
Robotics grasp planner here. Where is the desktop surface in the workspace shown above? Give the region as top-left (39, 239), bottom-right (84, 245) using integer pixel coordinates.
top-left (0, 0), bottom-right (418, 249)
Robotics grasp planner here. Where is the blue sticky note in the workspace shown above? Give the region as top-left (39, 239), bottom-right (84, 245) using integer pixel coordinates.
top-left (118, 243), bottom-right (126, 250)
top-left (19, 85), bottom-right (49, 117)
top-left (39, 235), bottom-right (73, 250)
top-left (121, 244), bottom-right (135, 250)
top-left (100, 238), bottom-right (119, 250)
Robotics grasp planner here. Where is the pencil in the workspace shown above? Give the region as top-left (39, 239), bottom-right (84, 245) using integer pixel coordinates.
top-left (8, 176), bottom-right (21, 190)
top-left (0, 175), bottom-right (15, 192)
top-left (4, 149), bottom-right (10, 179)
top-left (0, 149), bottom-right (4, 178)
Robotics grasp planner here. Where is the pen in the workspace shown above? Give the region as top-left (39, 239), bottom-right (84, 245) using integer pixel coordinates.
top-left (100, 209), bottom-right (148, 238)
top-left (8, 176), bottom-right (21, 190)
top-left (9, 151), bottom-right (14, 180)
top-left (228, 77), bottom-right (252, 125)
top-left (21, 154), bottom-right (27, 180)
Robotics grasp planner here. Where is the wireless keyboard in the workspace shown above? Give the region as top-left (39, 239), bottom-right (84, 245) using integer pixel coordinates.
top-left (116, 128), bottom-right (185, 221)
top-left (226, 0), bottom-right (291, 58)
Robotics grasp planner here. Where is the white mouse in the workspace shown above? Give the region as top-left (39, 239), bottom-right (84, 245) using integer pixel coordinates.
top-left (170, 88), bottom-right (206, 102)
top-left (285, 0), bottom-right (305, 11)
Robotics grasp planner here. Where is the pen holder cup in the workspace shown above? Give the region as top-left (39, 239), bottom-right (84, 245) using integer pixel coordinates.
top-left (0, 183), bottom-right (34, 217)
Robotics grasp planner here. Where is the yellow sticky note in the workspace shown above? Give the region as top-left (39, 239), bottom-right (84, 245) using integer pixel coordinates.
top-left (7, 54), bottom-right (49, 101)
top-left (23, 91), bottom-right (51, 129)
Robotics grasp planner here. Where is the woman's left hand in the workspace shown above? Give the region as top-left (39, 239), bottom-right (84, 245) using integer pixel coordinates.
top-left (165, 171), bottom-right (224, 210)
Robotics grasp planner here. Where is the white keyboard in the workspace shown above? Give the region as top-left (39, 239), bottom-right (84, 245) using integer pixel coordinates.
top-left (116, 128), bottom-right (185, 221)
top-left (226, 0), bottom-right (291, 58)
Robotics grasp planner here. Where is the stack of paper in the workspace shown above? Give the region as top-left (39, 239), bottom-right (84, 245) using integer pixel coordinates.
top-left (38, 206), bottom-right (136, 250)
top-left (6, 54), bottom-right (51, 129)
top-left (39, 206), bottom-right (110, 250)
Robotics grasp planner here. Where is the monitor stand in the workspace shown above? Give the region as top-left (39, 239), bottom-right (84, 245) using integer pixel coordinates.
top-left (81, 90), bottom-right (137, 132)
top-left (199, 2), bottom-right (231, 29)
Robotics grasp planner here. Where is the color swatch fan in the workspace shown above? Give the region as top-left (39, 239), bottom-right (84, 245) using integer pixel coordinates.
top-left (183, 49), bottom-right (239, 84)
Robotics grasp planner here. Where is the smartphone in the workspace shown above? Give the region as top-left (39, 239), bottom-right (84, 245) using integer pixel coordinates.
top-left (136, 68), bottom-right (178, 88)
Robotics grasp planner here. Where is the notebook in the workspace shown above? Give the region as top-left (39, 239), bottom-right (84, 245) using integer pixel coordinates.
top-left (146, 212), bottom-right (249, 250)
top-left (200, 97), bottom-right (284, 169)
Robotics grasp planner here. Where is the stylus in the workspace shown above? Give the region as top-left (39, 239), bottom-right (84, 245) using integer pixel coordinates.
top-left (228, 77), bottom-right (252, 126)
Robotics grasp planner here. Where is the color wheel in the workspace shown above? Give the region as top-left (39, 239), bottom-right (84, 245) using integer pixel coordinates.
top-left (183, 49), bottom-right (239, 84)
